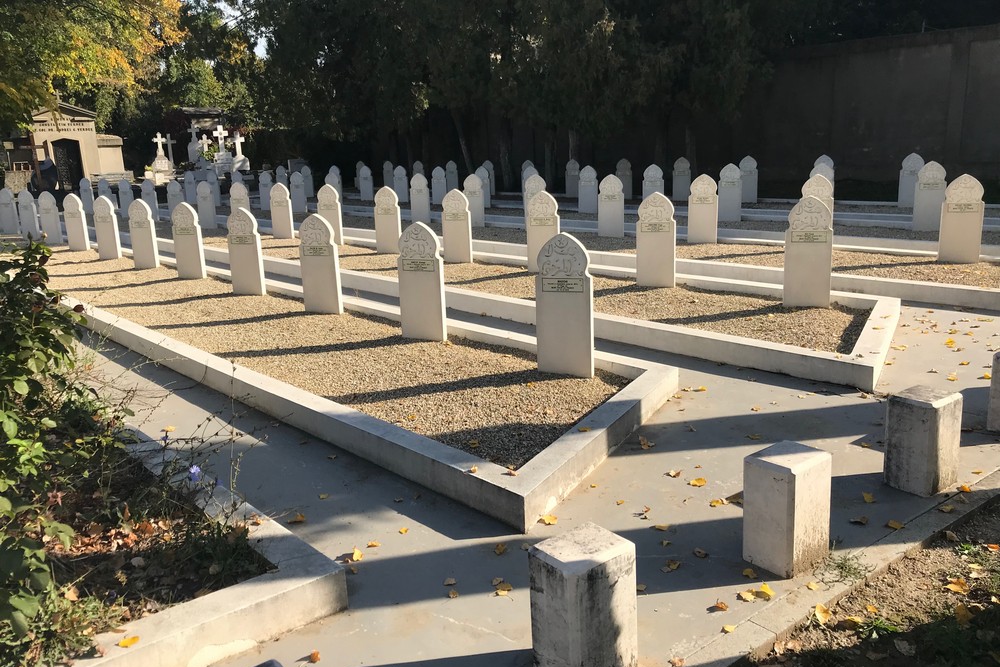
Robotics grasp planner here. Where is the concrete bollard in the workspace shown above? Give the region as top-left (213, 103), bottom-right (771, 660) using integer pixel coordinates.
top-left (528, 522), bottom-right (637, 667)
top-left (743, 441), bottom-right (831, 578)
top-left (988, 351), bottom-right (1000, 433)
top-left (885, 385), bottom-right (961, 497)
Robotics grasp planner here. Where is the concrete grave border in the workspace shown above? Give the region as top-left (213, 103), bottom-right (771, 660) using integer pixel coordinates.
top-left (72, 424), bottom-right (346, 667)
top-left (64, 288), bottom-right (678, 533)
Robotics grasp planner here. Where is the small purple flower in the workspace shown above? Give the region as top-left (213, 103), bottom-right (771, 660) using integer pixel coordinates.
top-left (188, 465), bottom-right (202, 483)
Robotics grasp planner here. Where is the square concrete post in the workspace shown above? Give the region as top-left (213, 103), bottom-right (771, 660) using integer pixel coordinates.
top-left (885, 385), bottom-right (961, 496)
top-left (743, 441), bottom-right (831, 578)
top-left (988, 351), bottom-right (1000, 432)
top-left (529, 522), bottom-right (637, 667)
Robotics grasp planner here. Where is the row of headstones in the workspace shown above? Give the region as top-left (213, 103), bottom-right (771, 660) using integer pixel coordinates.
top-left (535, 379), bottom-right (971, 666)
top-left (354, 161), bottom-right (494, 211)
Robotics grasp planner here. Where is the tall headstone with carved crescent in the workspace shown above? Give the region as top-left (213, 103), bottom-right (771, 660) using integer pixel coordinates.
top-left (62, 194), bottom-right (90, 251)
top-left (127, 199), bottom-right (160, 269)
top-left (687, 174), bottom-right (719, 245)
top-left (783, 196), bottom-right (833, 308)
top-left (636, 193), bottom-right (676, 287)
top-left (535, 233), bottom-right (594, 378)
top-left (171, 202), bottom-right (206, 279)
top-left (398, 221), bottom-right (446, 341)
top-left (299, 214), bottom-right (343, 314)
top-left (898, 153), bottom-right (924, 208)
top-left (442, 189), bottom-right (473, 264)
top-left (316, 184), bottom-right (344, 245)
top-left (227, 208), bottom-right (266, 295)
top-left (912, 161), bottom-right (947, 232)
top-left (93, 196), bottom-right (122, 260)
top-left (527, 191), bottom-right (561, 273)
top-left (374, 186), bottom-right (402, 254)
top-left (938, 174), bottom-right (985, 264)
top-left (597, 174), bottom-right (625, 238)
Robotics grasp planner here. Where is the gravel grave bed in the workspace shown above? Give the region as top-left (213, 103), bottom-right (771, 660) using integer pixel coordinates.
top-left (212, 236), bottom-right (867, 354)
top-left (46, 249), bottom-right (628, 469)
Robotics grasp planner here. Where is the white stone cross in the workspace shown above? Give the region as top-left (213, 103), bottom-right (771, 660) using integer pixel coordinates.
top-left (152, 132), bottom-right (167, 156)
top-left (188, 123), bottom-right (200, 143)
top-left (198, 134), bottom-right (212, 153)
top-left (232, 131), bottom-right (245, 157)
top-left (165, 134), bottom-right (177, 164)
top-left (213, 124), bottom-right (229, 149)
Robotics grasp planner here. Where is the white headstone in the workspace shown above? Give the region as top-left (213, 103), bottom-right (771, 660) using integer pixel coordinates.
top-left (127, 199), bottom-right (160, 269)
top-left (445, 160), bottom-right (459, 192)
top-left (687, 174), bottom-right (719, 245)
top-left (0, 188), bottom-right (19, 234)
top-left (166, 181), bottom-right (184, 214)
top-left (229, 182), bottom-right (251, 213)
top-left (117, 179), bottom-right (134, 215)
top-left (783, 196), bottom-right (833, 308)
top-left (615, 159), bottom-right (633, 200)
top-left (814, 154), bottom-right (834, 169)
top-left (269, 182), bottom-right (294, 238)
top-left (739, 156), bottom-right (758, 203)
top-left (374, 186), bottom-right (402, 253)
top-left (382, 161), bottom-right (394, 187)
top-left (938, 174), bottom-right (985, 264)
top-left (523, 174), bottom-right (547, 226)
top-left (316, 184), bottom-right (344, 245)
top-left (171, 202), bottom-right (206, 280)
top-left (897, 153), bottom-right (924, 208)
top-left (231, 131), bottom-right (249, 172)
top-left (227, 208), bottom-right (266, 295)
top-left (483, 160), bottom-right (496, 196)
top-left (93, 195), bottom-right (122, 260)
top-left (355, 161), bottom-right (365, 190)
top-left (231, 170), bottom-right (244, 187)
top-left (527, 191), bottom-right (561, 273)
top-left (196, 181), bottom-right (217, 232)
top-left (17, 190), bottom-right (40, 240)
top-left (324, 170), bottom-right (343, 200)
top-left (358, 166), bottom-right (374, 202)
top-left (398, 221), bottom-right (447, 341)
top-left (809, 163), bottom-right (835, 193)
top-left (413, 161), bottom-right (424, 177)
top-left (259, 172), bottom-right (273, 212)
top-left (801, 173), bottom-right (835, 216)
top-left (431, 167), bottom-right (447, 205)
top-left (672, 157), bottom-right (691, 201)
top-left (300, 165), bottom-right (314, 198)
top-left (565, 159), bottom-right (580, 198)
top-left (140, 179), bottom-right (159, 220)
top-left (912, 161), bottom-right (948, 232)
top-left (393, 165), bottom-right (409, 203)
top-left (536, 233), bottom-right (593, 378)
top-left (183, 172), bottom-right (197, 204)
top-left (207, 170), bottom-right (221, 206)
top-left (290, 172), bottom-right (307, 214)
top-left (578, 167), bottom-right (598, 215)
top-left (463, 174), bottom-right (485, 227)
top-left (522, 166), bottom-right (539, 184)
top-left (636, 192), bottom-right (676, 287)
top-left (475, 166), bottom-right (492, 208)
top-left (37, 191), bottom-right (61, 244)
top-left (409, 173), bottom-right (431, 224)
top-left (597, 174), bottom-right (625, 238)
top-left (80, 178), bottom-right (95, 214)
top-left (442, 189), bottom-right (473, 264)
top-left (275, 165), bottom-right (288, 188)
top-left (97, 178), bottom-right (112, 201)
top-left (299, 214), bottom-right (343, 314)
top-left (718, 163), bottom-right (742, 223)
top-left (62, 194), bottom-right (89, 251)
top-left (641, 164), bottom-right (664, 201)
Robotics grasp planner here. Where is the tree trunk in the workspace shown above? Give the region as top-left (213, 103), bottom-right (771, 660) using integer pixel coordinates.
top-left (498, 116), bottom-right (513, 191)
top-left (653, 122), bottom-right (666, 167)
top-left (567, 128), bottom-right (579, 162)
top-left (451, 108), bottom-right (474, 176)
top-left (543, 126), bottom-right (556, 187)
top-left (685, 124), bottom-right (697, 175)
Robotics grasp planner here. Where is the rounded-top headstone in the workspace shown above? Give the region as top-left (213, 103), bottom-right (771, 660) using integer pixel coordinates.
top-left (616, 158), bottom-right (631, 170)
top-left (690, 174), bottom-right (718, 195)
top-left (232, 182), bottom-right (249, 198)
top-left (464, 174), bottom-right (482, 190)
top-left (400, 220), bottom-right (441, 257)
top-left (538, 233), bottom-right (589, 277)
top-left (946, 174), bottom-right (984, 202)
top-left (788, 196), bottom-right (832, 230)
top-left (229, 207), bottom-right (259, 235)
top-left (299, 213), bottom-right (334, 246)
top-left (529, 190), bottom-right (559, 217)
top-left (356, 161), bottom-right (365, 170)
top-left (197, 181), bottom-right (212, 196)
top-left (329, 165), bottom-right (340, 175)
top-left (567, 159), bottom-right (580, 170)
top-left (64, 193), bottom-right (83, 212)
top-left (411, 173), bottom-right (428, 188)
top-left (525, 173), bottom-right (546, 193)
top-left (128, 198), bottom-right (153, 221)
top-left (375, 185), bottom-right (399, 206)
top-left (638, 191), bottom-right (675, 219)
top-left (141, 179), bottom-right (154, 193)
top-left (383, 161), bottom-right (392, 169)
top-left (522, 166), bottom-right (539, 180)
top-left (739, 156), bottom-right (757, 170)
top-left (446, 160), bottom-right (457, 170)
top-left (521, 160), bottom-right (534, 172)
top-left (80, 177), bottom-right (92, 188)
top-left (318, 183), bottom-right (340, 204)
top-left (811, 163), bottom-right (835, 181)
top-left (17, 190), bottom-right (34, 205)
top-left (167, 180), bottom-right (180, 193)
top-left (579, 166), bottom-right (597, 183)
top-left (359, 165), bottom-right (372, 177)
top-left (173, 202), bottom-right (198, 227)
top-left (270, 182), bottom-right (290, 201)
top-left (94, 196), bottom-right (115, 216)
top-left (259, 171), bottom-right (273, 184)
top-left (720, 163), bottom-right (742, 181)
top-left (644, 164), bottom-right (663, 179)
top-left (0, 188), bottom-right (12, 204)
top-left (673, 157), bottom-right (690, 171)
top-left (443, 189), bottom-right (470, 212)
top-left (38, 191), bottom-right (56, 211)
top-left (599, 174), bottom-right (623, 194)
top-left (393, 165), bottom-right (406, 176)
top-left (432, 166), bottom-right (445, 178)
top-left (475, 166), bottom-right (489, 181)
top-left (814, 154), bottom-right (834, 168)
top-left (290, 171), bottom-right (303, 184)
top-left (902, 153), bottom-right (925, 171)
top-left (801, 173), bottom-right (833, 198)
top-left (918, 161), bottom-right (947, 184)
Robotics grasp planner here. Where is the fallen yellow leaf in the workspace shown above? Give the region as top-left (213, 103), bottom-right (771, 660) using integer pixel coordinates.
top-left (616, 499), bottom-right (625, 505)
top-left (443, 578), bottom-right (456, 586)
top-left (288, 513), bottom-right (307, 524)
top-left (399, 527), bottom-right (409, 534)
top-left (940, 505), bottom-right (955, 513)
top-left (850, 516), bottom-right (869, 525)
top-left (117, 636), bottom-right (140, 648)
top-left (578, 426), bottom-right (592, 432)
top-left (351, 547), bottom-right (363, 562)
top-left (693, 386), bottom-right (707, 392)
top-left (742, 568), bottom-right (757, 578)
top-left (712, 600), bottom-right (729, 612)
top-left (318, 493), bottom-right (330, 500)
top-left (841, 616), bottom-right (864, 628)
top-left (539, 514), bottom-right (558, 525)
top-left (958, 484), bottom-right (972, 492)
top-left (746, 434), bottom-right (763, 440)
top-left (636, 584), bottom-right (647, 592)
top-left (653, 524), bottom-right (670, 531)
top-left (639, 435), bottom-right (655, 449)
top-left (806, 581), bottom-right (820, 591)
top-left (982, 373), bottom-right (992, 380)
top-left (722, 624), bottom-right (736, 633)
top-left (862, 492), bottom-right (875, 504)
top-left (814, 603), bottom-right (833, 625)
top-left (756, 583), bottom-right (775, 601)
top-left (955, 603), bottom-right (974, 626)
top-left (665, 470), bottom-right (682, 478)
top-left (945, 338), bottom-right (956, 347)
top-left (972, 469), bottom-right (984, 475)
top-left (709, 498), bottom-right (729, 508)
top-left (987, 544), bottom-right (1000, 552)
top-left (468, 465), bottom-right (478, 474)
top-left (494, 543), bottom-right (507, 555)
top-left (959, 361), bottom-right (970, 366)
top-left (944, 578), bottom-right (970, 595)
top-left (866, 604), bottom-right (879, 615)
top-left (448, 589), bottom-right (459, 599)
top-left (367, 540), bottom-right (381, 548)
top-left (886, 520), bottom-right (905, 530)
top-left (947, 373), bottom-right (958, 382)
top-left (308, 650), bottom-right (321, 663)
top-left (693, 548), bottom-right (709, 558)
top-left (662, 560), bottom-right (681, 572)
top-left (738, 590), bottom-right (756, 602)
top-left (688, 478), bottom-right (707, 487)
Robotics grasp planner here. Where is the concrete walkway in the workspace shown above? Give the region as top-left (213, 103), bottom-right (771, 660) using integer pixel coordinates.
top-left (85, 295), bottom-right (1000, 666)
